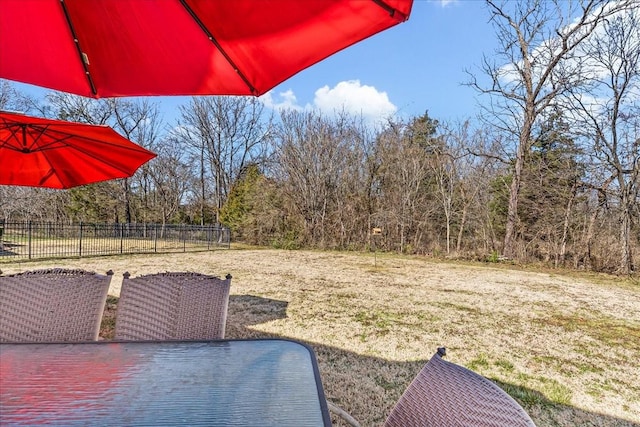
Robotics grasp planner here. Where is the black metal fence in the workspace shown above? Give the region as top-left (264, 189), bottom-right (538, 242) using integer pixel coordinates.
top-left (0, 221), bottom-right (230, 262)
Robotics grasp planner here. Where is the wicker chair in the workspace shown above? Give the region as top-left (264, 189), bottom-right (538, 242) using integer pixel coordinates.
top-left (0, 268), bottom-right (113, 343)
top-left (330, 348), bottom-right (536, 427)
top-left (383, 348), bottom-right (537, 427)
top-left (114, 272), bottom-right (232, 341)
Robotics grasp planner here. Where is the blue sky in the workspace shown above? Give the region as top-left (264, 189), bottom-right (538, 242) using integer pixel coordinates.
top-left (11, 0), bottom-right (498, 126)
top-left (259, 0), bottom-right (497, 124)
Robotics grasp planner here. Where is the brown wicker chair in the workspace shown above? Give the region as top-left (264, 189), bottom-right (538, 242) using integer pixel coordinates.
top-left (383, 348), bottom-right (537, 427)
top-left (0, 268), bottom-right (113, 343)
top-left (330, 348), bottom-right (536, 427)
top-left (114, 272), bottom-right (232, 341)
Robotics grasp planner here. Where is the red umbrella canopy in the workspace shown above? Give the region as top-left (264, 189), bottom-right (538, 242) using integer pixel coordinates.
top-left (0, 0), bottom-right (413, 98)
top-left (0, 111), bottom-right (157, 189)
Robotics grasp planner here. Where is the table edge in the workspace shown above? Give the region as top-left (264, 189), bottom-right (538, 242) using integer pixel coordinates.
top-left (0, 337), bottom-right (333, 427)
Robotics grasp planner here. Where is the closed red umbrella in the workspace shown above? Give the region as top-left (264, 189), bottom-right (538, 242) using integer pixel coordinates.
top-left (0, 0), bottom-right (413, 98)
top-left (0, 111), bottom-right (156, 189)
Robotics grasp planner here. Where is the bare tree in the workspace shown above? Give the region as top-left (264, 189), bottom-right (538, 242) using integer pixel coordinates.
top-left (45, 92), bottom-right (113, 124)
top-left (112, 99), bottom-right (162, 223)
top-left (376, 121), bottom-right (435, 253)
top-left (468, 0), bottom-right (633, 259)
top-left (0, 187), bottom-right (65, 222)
top-left (565, 7), bottom-right (640, 274)
top-left (436, 121), bottom-right (495, 255)
top-left (274, 110), bottom-right (352, 246)
top-left (176, 97), bottom-right (272, 224)
top-left (147, 137), bottom-right (194, 227)
top-left (0, 80), bottom-right (32, 114)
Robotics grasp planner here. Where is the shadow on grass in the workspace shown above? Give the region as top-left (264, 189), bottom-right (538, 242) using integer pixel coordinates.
top-left (100, 294), bottom-right (639, 427)
top-left (226, 294), bottom-right (289, 334)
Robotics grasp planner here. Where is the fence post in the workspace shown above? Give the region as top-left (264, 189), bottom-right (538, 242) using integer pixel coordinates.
top-left (120, 223), bottom-right (124, 254)
top-left (28, 221), bottom-right (32, 259)
top-left (183, 224), bottom-right (186, 252)
top-left (154, 224), bottom-right (158, 253)
top-left (79, 222), bottom-right (83, 257)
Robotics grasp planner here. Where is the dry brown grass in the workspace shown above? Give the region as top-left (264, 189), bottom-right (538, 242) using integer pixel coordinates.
top-left (2, 248), bottom-right (639, 427)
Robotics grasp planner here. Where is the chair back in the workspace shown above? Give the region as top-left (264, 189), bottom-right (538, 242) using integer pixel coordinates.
top-left (114, 272), bottom-right (232, 340)
top-left (384, 348), bottom-right (537, 427)
top-left (0, 268), bottom-right (112, 343)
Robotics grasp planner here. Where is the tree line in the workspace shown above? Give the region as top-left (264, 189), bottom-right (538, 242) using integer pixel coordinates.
top-left (1, 0), bottom-right (638, 274)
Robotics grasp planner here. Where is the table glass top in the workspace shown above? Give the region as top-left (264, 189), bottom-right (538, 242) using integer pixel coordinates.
top-left (0, 339), bottom-right (331, 426)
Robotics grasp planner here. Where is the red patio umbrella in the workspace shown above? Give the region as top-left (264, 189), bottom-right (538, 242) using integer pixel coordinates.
top-left (0, 111), bottom-right (156, 189)
top-left (0, 0), bottom-right (413, 98)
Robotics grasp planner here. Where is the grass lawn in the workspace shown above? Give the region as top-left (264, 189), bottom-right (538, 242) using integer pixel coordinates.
top-left (2, 248), bottom-right (639, 426)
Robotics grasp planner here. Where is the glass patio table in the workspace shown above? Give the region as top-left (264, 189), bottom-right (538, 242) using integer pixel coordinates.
top-left (0, 338), bottom-right (332, 426)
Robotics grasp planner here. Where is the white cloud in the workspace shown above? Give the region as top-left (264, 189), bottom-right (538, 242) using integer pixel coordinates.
top-left (438, 0), bottom-right (458, 7)
top-left (259, 89), bottom-right (302, 112)
top-left (313, 80), bottom-right (397, 121)
top-left (261, 80), bottom-right (397, 126)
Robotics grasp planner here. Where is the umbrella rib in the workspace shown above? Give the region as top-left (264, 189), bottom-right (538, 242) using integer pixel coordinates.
top-left (40, 137), bottom-right (149, 173)
top-left (28, 125), bottom-right (57, 152)
top-left (9, 122), bottom-right (146, 155)
top-left (38, 168), bottom-right (57, 187)
top-left (0, 124), bottom-right (25, 151)
top-left (179, 0), bottom-right (258, 95)
top-left (59, 0), bottom-right (98, 96)
top-left (36, 142), bottom-right (76, 188)
top-left (37, 133), bottom-right (139, 179)
top-left (29, 132), bottom-right (80, 152)
top-left (371, 0), bottom-right (409, 21)
top-left (11, 122), bottom-right (148, 170)
top-left (0, 123), bottom-right (48, 152)
top-left (56, 134), bottom-right (152, 154)
top-left (16, 124), bottom-right (71, 153)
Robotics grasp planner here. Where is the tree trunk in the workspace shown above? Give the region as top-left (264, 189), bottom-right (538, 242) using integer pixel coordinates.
top-left (619, 191), bottom-right (633, 275)
top-left (503, 128), bottom-right (530, 259)
top-left (200, 144), bottom-right (206, 226)
top-left (123, 178), bottom-right (132, 224)
top-left (456, 204), bottom-right (468, 254)
top-left (558, 191), bottom-right (574, 267)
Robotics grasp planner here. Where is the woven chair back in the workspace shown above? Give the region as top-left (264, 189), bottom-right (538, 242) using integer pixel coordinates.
top-left (384, 349), bottom-right (537, 427)
top-left (0, 268), bottom-right (112, 343)
top-left (114, 272), bottom-right (231, 341)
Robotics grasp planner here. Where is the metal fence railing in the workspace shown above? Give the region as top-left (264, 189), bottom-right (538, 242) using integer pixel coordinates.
top-left (0, 221), bottom-right (230, 262)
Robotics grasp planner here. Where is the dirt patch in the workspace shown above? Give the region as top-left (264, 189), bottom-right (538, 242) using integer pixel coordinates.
top-left (99, 295), bottom-right (118, 340)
